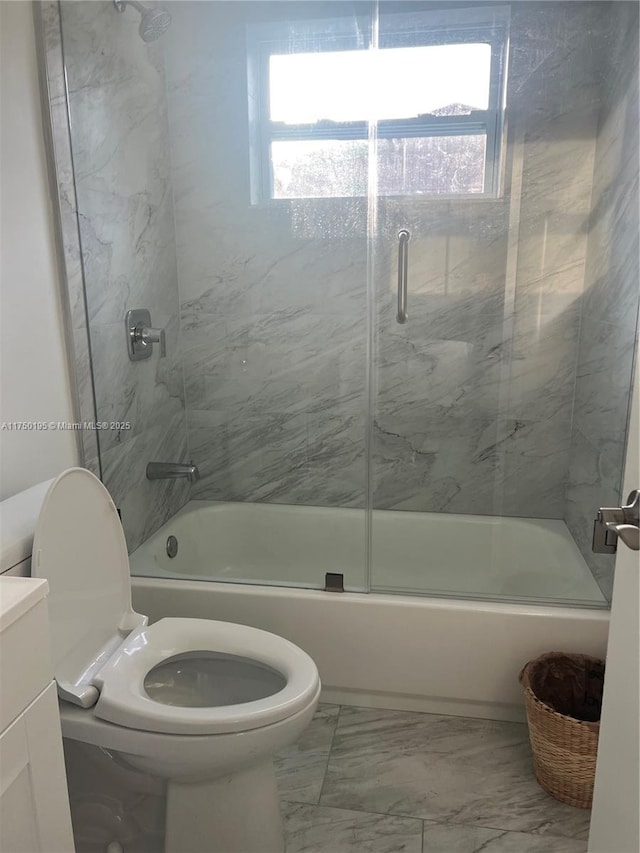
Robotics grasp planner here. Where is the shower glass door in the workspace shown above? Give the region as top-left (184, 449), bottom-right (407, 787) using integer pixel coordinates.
top-left (367, 1), bottom-right (633, 607)
top-left (56, 0), bottom-right (375, 592)
top-left (166, 1), bottom-right (374, 593)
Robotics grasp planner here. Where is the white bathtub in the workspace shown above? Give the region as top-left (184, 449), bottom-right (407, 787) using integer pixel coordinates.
top-left (130, 501), bottom-right (609, 723)
top-left (131, 500), bottom-right (606, 604)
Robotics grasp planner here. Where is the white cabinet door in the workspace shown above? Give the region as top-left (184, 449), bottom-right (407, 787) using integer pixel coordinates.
top-left (588, 367), bottom-right (639, 853)
top-left (0, 682), bottom-right (74, 853)
top-left (0, 714), bottom-right (39, 853)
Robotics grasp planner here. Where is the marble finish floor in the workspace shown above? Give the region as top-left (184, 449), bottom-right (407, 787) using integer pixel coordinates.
top-left (275, 705), bottom-right (590, 853)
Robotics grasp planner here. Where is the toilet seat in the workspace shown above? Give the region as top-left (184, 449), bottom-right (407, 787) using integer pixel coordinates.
top-left (92, 617), bottom-right (319, 735)
top-left (32, 468), bottom-right (320, 737)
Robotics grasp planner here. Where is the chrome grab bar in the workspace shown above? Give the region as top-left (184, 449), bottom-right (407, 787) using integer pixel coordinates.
top-left (397, 229), bottom-right (410, 324)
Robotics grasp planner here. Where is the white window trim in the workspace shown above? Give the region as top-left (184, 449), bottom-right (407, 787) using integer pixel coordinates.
top-left (247, 6), bottom-right (510, 203)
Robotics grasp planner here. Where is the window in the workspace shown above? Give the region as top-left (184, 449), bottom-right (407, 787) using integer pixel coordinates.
top-left (247, 7), bottom-right (510, 201)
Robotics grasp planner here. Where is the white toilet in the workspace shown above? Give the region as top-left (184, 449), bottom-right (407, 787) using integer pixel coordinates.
top-left (32, 467), bottom-right (321, 853)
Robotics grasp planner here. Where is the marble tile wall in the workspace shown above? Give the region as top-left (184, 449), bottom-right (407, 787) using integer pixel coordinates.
top-left (565, 3), bottom-right (640, 600)
top-left (43, 0), bottom-right (637, 587)
top-left (39, 0), bottom-right (101, 477)
top-left (165, 1), bottom-right (369, 507)
top-left (55, 0), bottom-right (190, 550)
top-left (165, 1), bottom-right (614, 523)
top-left (370, 2), bottom-right (608, 517)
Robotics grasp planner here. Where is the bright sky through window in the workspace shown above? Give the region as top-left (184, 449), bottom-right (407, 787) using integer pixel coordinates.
top-left (269, 43), bottom-right (492, 124)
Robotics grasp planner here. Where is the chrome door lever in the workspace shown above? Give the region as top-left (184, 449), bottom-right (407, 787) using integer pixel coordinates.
top-left (593, 489), bottom-right (640, 553)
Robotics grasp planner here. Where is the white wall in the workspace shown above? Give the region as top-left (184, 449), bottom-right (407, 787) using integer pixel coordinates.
top-left (0, 0), bottom-right (78, 500)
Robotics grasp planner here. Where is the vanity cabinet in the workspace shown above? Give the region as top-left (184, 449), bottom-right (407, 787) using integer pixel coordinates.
top-left (0, 578), bottom-right (74, 852)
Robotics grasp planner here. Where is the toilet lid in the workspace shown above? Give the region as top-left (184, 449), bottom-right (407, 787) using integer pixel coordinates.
top-left (32, 468), bottom-right (146, 708)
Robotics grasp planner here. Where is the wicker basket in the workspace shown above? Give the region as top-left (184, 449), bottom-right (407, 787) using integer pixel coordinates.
top-left (519, 652), bottom-right (604, 809)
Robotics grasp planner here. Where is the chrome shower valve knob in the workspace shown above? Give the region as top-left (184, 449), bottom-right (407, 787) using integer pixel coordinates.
top-left (125, 309), bottom-right (166, 360)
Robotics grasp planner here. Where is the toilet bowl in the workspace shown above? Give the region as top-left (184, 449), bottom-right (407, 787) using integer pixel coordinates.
top-left (32, 468), bottom-right (320, 853)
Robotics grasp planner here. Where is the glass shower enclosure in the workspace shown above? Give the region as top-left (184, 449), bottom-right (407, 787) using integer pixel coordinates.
top-left (43, 0), bottom-right (639, 607)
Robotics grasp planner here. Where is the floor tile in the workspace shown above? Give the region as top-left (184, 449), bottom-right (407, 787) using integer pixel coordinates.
top-left (320, 706), bottom-right (591, 840)
top-left (283, 802), bottom-right (423, 853)
top-left (275, 704), bottom-right (340, 804)
top-left (422, 822), bottom-right (588, 853)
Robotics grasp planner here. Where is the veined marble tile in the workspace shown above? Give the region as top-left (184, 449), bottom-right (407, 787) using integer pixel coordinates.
top-left (371, 417), bottom-right (438, 511)
top-left (572, 317), bottom-right (636, 476)
top-left (196, 362), bottom-right (366, 421)
top-left (69, 317), bottom-right (101, 467)
top-left (564, 0), bottom-right (639, 601)
top-left (374, 220), bottom-right (509, 311)
top-left (516, 114), bottom-right (598, 222)
top-left (76, 187), bottom-right (180, 329)
top-left (377, 288), bottom-right (509, 335)
top-left (375, 311), bottom-right (512, 423)
top-left (38, 1), bottom-right (102, 470)
top-left (42, 34), bottom-right (87, 333)
top-left (53, 0), bottom-right (190, 552)
top-left (320, 707), bottom-right (591, 840)
top-left (513, 212), bottom-right (589, 317)
top-left (167, 101), bottom-right (248, 213)
top-left (372, 415), bottom-right (504, 514)
top-left (254, 237), bottom-right (367, 317)
top-left (100, 398), bottom-right (190, 552)
top-left (174, 209), bottom-right (367, 318)
top-left (275, 704), bottom-right (340, 805)
top-left (584, 35), bottom-right (639, 320)
top-left (507, 3), bottom-right (606, 124)
top-left (181, 307), bottom-right (367, 413)
top-left (283, 802), bottom-right (423, 853)
top-left (493, 416), bottom-right (571, 519)
top-left (187, 310), bottom-right (367, 419)
top-left (565, 426), bottom-right (621, 601)
top-left (376, 195), bottom-right (509, 243)
top-left (582, 181), bottom-right (639, 335)
top-left (582, 217), bottom-right (640, 335)
top-left (179, 316), bottom-right (237, 414)
top-left (90, 315), bottom-right (185, 454)
top-left (61, 2), bottom-right (180, 328)
top-left (189, 410), bottom-right (365, 508)
top-left (422, 822), bottom-right (587, 853)
top-left (228, 310), bottom-right (364, 373)
top-left (41, 0), bottom-right (63, 66)
top-left (502, 301), bottom-right (581, 422)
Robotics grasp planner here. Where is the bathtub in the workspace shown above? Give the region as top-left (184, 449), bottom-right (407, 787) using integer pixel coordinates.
top-left (130, 501), bottom-right (609, 723)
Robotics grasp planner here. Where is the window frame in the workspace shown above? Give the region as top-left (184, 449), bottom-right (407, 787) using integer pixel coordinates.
top-left (247, 6), bottom-right (510, 203)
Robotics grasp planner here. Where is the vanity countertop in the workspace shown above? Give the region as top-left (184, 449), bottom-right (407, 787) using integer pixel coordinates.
top-left (0, 576), bottom-right (48, 633)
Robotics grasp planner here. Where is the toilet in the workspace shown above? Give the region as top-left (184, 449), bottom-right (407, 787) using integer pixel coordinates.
top-left (31, 467), bottom-right (320, 853)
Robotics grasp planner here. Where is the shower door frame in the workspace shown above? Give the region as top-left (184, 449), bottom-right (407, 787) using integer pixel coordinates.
top-left (32, 0), bottom-right (102, 478)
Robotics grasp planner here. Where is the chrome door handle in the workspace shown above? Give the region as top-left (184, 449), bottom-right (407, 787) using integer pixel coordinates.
top-left (593, 489), bottom-right (640, 552)
top-left (397, 229), bottom-right (410, 324)
top-left (605, 524), bottom-right (639, 551)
